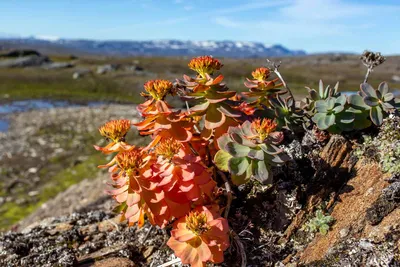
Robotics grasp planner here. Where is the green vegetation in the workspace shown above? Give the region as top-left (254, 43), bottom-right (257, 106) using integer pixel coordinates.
top-left (1, 54), bottom-right (397, 103)
top-left (0, 154), bottom-right (102, 230)
top-left (303, 210), bottom-right (334, 235)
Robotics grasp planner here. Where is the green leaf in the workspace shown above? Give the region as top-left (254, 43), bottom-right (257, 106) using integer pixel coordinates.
top-left (319, 80), bottom-right (324, 98)
top-left (364, 96), bottom-right (379, 107)
top-left (370, 106), bottom-right (383, 126)
top-left (361, 83), bottom-right (377, 98)
top-left (231, 162), bottom-right (253, 185)
top-left (214, 150), bottom-right (232, 172)
top-left (326, 98), bottom-right (336, 110)
top-left (319, 224), bottom-right (329, 235)
top-left (259, 143), bottom-right (282, 155)
top-left (335, 95), bottom-right (347, 106)
top-left (336, 111), bottom-right (355, 124)
top-left (324, 114), bottom-right (335, 127)
top-left (225, 142), bottom-right (251, 157)
top-left (383, 93), bottom-right (394, 102)
top-left (190, 101), bottom-right (210, 112)
top-left (217, 134), bottom-right (232, 151)
top-left (247, 148), bottom-right (264, 160)
top-left (378, 82), bottom-right (389, 95)
top-left (205, 104), bottom-right (225, 129)
top-left (349, 94), bottom-right (370, 110)
top-left (228, 157), bottom-right (250, 176)
top-left (252, 160), bottom-right (273, 184)
top-left (315, 100), bottom-right (328, 113)
top-left (230, 132), bottom-right (257, 147)
top-left (313, 113), bottom-right (329, 130)
top-left (240, 120), bottom-right (255, 137)
top-left (332, 105), bottom-right (344, 114)
top-left (353, 111), bottom-right (371, 129)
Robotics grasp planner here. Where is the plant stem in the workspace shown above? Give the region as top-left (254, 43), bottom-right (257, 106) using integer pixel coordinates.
top-left (158, 258), bottom-right (181, 267)
top-left (267, 59), bottom-right (296, 104)
top-left (218, 171), bottom-right (232, 219)
top-left (231, 230), bottom-right (247, 267)
top-left (363, 67), bottom-right (372, 83)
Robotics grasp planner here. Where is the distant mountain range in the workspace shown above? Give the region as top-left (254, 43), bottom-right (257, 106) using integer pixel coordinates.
top-left (0, 36), bottom-right (306, 58)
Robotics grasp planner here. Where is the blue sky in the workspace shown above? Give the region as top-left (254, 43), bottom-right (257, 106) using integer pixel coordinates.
top-left (1, 0), bottom-right (399, 54)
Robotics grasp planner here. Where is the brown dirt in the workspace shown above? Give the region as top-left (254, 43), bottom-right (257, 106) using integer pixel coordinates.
top-left (299, 161), bottom-right (389, 263)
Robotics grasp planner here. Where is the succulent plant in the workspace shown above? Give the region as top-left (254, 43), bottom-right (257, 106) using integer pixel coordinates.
top-left (214, 119), bottom-right (288, 185)
top-left (303, 210), bottom-right (334, 235)
top-left (269, 95), bottom-right (304, 131)
top-left (303, 80), bottom-right (340, 112)
top-left (349, 82), bottom-right (400, 126)
top-left (312, 95), bottom-right (355, 133)
top-left (177, 56), bottom-right (242, 142)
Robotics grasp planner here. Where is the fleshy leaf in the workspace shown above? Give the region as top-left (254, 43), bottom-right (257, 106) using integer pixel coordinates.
top-left (378, 82), bottom-right (389, 95)
top-left (315, 100), bottom-right (328, 113)
top-left (370, 106), bottom-right (383, 126)
top-left (228, 157), bottom-right (250, 176)
top-left (349, 94), bottom-right (370, 110)
top-left (252, 160), bottom-right (272, 184)
top-left (361, 83), bottom-right (377, 98)
top-left (247, 148), bottom-right (264, 160)
top-left (225, 142), bottom-right (251, 157)
top-left (364, 96), bottom-right (379, 107)
top-left (214, 150), bottom-right (232, 172)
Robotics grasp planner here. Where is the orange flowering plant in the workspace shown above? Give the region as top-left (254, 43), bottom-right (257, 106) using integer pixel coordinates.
top-left (95, 55), bottom-right (294, 266)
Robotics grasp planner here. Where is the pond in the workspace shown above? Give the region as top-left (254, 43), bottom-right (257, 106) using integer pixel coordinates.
top-left (0, 99), bottom-right (105, 132)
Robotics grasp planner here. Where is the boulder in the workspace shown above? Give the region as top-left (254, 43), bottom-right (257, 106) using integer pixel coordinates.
top-left (72, 69), bottom-right (92, 79)
top-left (0, 55), bottom-right (50, 68)
top-left (42, 62), bottom-right (74, 70)
top-left (96, 64), bottom-right (119, 75)
top-left (0, 49), bottom-right (41, 58)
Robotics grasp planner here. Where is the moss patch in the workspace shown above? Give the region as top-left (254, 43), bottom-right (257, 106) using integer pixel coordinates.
top-left (0, 154), bottom-right (103, 230)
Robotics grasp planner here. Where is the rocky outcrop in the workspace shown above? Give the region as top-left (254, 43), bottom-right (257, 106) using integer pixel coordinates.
top-left (1, 110), bottom-right (399, 266)
top-left (0, 211), bottom-right (168, 267)
top-left (0, 55), bottom-right (50, 68)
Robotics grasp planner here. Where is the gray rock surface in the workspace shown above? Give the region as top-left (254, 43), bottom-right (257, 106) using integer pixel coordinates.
top-left (0, 55), bottom-right (50, 68)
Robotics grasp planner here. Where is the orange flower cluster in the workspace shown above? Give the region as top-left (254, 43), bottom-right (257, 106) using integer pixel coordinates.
top-left (135, 79), bottom-right (194, 149)
top-left (251, 118), bottom-right (278, 141)
top-left (167, 205), bottom-right (230, 267)
top-left (96, 56), bottom-right (290, 266)
top-left (95, 119), bottom-right (133, 154)
top-left (188, 55), bottom-right (223, 78)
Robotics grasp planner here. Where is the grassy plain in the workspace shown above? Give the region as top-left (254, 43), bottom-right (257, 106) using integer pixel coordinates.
top-left (1, 54), bottom-right (399, 103)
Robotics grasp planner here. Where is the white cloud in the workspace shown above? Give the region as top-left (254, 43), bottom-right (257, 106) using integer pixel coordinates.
top-left (213, 0), bottom-right (293, 15)
top-left (214, 17), bottom-right (242, 29)
top-left (212, 0), bottom-right (400, 39)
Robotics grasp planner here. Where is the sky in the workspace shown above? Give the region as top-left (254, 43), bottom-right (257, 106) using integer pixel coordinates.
top-left (1, 0), bottom-right (399, 54)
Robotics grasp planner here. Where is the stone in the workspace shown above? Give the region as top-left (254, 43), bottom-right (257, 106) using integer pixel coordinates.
top-left (93, 257), bottom-right (136, 267)
top-left (42, 62), bottom-right (74, 70)
top-left (96, 64), bottom-right (119, 74)
top-left (0, 55), bottom-right (51, 68)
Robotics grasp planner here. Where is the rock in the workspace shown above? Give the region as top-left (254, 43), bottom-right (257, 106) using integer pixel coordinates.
top-left (0, 55), bottom-right (51, 68)
top-left (28, 167), bottom-right (38, 174)
top-left (125, 65), bottom-right (144, 72)
top-left (0, 49), bottom-right (41, 58)
top-left (96, 64), bottom-right (119, 74)
top-left (72, 69), bottom-right (92, 79)
top-left (319, 135), bottom-right (352, 169)
top-left (366, 181), bottom-right (400, 225)
top-left (0, 209), bottom-right (168, 266)
top-left (392, 75), bottom-right (400, 83)
top-left (42, 62), bottom-right (74, 70)
top-left (93, 257), bottom-right (136, 267)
